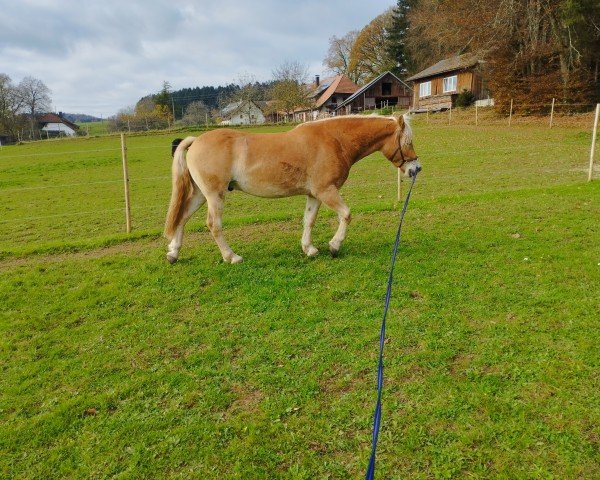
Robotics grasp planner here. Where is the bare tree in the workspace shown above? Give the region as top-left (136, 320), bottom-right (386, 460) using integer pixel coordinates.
top-left (323, 31), bottom-right (361, 82)
top-left (0, 73), bottom-right (26, 140)
top-left (270, 61), bottom-right (311, 119)
top-left (182, 100), bottom-right (211, 126)
top-left (18, 76), bottom-right (51, 139)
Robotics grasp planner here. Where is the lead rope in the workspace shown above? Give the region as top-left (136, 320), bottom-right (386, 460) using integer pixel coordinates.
top-left (365, 171), bottom-right (418, 480)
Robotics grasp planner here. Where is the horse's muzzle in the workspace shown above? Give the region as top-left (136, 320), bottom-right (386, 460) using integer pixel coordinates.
top-left (404, 159), bottom-right (422, 178)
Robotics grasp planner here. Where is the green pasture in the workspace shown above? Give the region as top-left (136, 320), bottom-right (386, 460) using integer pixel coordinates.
top-left (0, 119), bottom-right (598, 479)
top-left (76, 120), bottom-right (110, 136)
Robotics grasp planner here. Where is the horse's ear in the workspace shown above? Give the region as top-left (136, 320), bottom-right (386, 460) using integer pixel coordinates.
top-left (394, 113), bottom-right (405, 129)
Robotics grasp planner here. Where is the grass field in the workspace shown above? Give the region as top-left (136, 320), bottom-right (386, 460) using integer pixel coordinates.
top-left (1, 118), bottom-right (599, 478)
top-left (76, 120), bottom-right (111, 136)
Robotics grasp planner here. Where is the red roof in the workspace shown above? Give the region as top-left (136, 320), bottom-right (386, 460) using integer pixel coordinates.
top-left (38, 113), bottom-right (79, 131)
top-left (310, 75), bottom-right (359, 109)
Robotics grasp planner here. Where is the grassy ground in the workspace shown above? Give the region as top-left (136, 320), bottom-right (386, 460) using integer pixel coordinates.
top-left (76, 121), bottom-right (111, 136)
top-left (0, 119), bottom-right (598, 478)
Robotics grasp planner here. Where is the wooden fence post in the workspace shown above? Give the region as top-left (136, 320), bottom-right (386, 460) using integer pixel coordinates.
top-left (550, 98), bottom-right (555, 128)
top-left (509, 99), bottom-right (513, 126)
top-left (120, 133), bottom-right (132, 233)
top-left (589, 103), bottom-right (600, 182)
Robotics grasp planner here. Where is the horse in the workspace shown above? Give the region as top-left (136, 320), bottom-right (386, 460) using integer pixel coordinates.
top-left (164, 114), bottom-right (421, 264)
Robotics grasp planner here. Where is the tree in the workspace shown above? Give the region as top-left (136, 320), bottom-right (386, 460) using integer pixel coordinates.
top-left (349, 9), bottom-right (397, 83)
top-left (18, 76), bottom-right (51, 139)
top-left (269, 61), bottom-right (311, 119)
top-left (385, 0), bottom-right (416, 77)
top-left (182, 101), bottom-right (211, 126)
top-left (0, 74), bottom-right (26, 140)
top-left (323, 31), bottom-right (361, 82)
top-left (154, 81), bottom-right (174, 117)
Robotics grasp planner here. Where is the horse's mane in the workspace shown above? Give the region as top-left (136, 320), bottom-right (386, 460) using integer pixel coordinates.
top-left (300, 113), bottom-right (413, 146)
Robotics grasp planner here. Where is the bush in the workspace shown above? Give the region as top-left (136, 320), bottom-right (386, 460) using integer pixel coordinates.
top-left (455, 89), bottom-right (476, 108)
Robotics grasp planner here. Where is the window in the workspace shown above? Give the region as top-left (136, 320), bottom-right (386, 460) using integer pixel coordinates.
top-left (419, 81), bottom-right (431, 98)
top-left (382, 82), bottom-right (392, 96)
top-left (443, 75), bottom-right (457, 93)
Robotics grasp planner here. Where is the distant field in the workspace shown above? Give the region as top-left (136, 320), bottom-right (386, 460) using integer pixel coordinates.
top-left (0, 119), bottom-right (598, 478)
top-left (76, 120), bottom-right (110, 136)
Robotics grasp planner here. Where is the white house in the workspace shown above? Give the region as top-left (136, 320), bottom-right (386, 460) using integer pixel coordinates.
top-left (38, 113), bottom-right (79, 137)
top-left (220, 101), bottom-right (265, 125)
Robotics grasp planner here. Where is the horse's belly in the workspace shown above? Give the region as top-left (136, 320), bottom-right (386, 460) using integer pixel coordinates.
top-left (232, 161), bottom-right (309, 198)
top-left (235, 181), bottom-right (307, 198)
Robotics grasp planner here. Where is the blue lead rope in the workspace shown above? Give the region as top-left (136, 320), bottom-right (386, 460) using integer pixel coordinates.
top-left (365, 172), bottom-right (418, 480)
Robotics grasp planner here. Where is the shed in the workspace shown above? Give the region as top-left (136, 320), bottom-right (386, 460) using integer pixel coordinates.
top-left (406, 53), bottom-right (489, 111)
top-left (335, 71), bottom-right (413, 114)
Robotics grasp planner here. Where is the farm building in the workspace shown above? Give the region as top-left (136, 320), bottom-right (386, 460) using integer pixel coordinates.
top-left (335, 71), bottom-right (413, 114)
top-left (289, 74), bottom-right (359, 122)
top-left (38, 113), bottom-right (80, 137)
top-left (406, 53), bottom-right (491, 111)
top-left (220, 100), bottom-right (266, 125)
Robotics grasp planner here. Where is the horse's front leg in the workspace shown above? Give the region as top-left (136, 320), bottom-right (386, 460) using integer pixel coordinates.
top-left (301, 195), bottom-right (321, 257)
top-left (316, 186), bottom-right (351, 257)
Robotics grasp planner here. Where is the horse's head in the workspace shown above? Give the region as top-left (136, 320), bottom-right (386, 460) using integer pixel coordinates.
top-left (384, 114), bottom-right (421, 178)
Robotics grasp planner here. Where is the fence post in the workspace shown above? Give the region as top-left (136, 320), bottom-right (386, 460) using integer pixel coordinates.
top-left (550, 98), bottom-right (555, 128)
top-left (120, 133), bottom-right (132, 233)
top-left (589, 103), bottom-right (600, 182)
top-left (509, 99), bottom-right (513, 126)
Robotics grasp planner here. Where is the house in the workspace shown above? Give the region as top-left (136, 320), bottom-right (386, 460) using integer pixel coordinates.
top-left (289, 74), bottom-right (359, 122)
top-left (335, 71), bottom-right (413, 114)
top-left (38, 113), bottom-right (80, 137)
top-left (310, 74), bottom-right (359, 115)
top-left (220, 100), bottom-right (266, 125)
top-left (406, 53), bottom-right (490, 111)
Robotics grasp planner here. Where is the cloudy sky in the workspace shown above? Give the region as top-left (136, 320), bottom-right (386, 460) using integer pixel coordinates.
top-left (0, 0), bottom-right (395, 118)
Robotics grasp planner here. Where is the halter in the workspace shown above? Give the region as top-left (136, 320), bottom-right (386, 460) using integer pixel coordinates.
top-left (391, 142), bottom-right (407, 166)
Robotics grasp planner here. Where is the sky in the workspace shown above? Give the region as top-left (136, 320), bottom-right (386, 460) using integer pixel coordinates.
top-left (0, 0), bottom-right (396, 118)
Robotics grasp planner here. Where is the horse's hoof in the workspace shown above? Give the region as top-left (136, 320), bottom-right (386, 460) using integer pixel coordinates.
top-left (329, 247), bottom-right (339, 258)
top-left (230, 254), bottom-right (244, 264)
top-left (304, 246), bottom-right (319, 257)
top-left (167, 254), bottom-right (178, 265)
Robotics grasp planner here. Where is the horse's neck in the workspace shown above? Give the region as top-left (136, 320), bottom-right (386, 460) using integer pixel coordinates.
top-left (335, 118), bottom-right (394, 164)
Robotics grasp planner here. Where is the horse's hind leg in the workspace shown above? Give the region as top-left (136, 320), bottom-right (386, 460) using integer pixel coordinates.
top-left (301, 195), bottom-right (321, 257)
top-left (205, 192), bottom-right (243, 264)
top-left (315, 186), bottom-right (351, 257)
top-left (167, 187), bottom-right (206, 264)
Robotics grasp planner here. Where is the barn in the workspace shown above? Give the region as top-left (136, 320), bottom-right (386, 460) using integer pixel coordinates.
top-left (406, 53), bottom-right (490, 111)
top-left (335, 71), bottom-right (413, 114)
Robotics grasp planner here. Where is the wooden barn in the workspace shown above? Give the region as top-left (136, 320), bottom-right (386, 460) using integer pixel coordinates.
top-left (406, 53), bottom-right (489, 111)
top-left (335, 71), bottom-right (412, 114)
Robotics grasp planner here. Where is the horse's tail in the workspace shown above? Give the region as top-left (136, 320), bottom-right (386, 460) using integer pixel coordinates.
top-left (164, 136), bottom-right (197, 240)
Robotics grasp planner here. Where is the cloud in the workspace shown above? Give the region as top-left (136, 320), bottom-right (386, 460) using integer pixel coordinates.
top-left (0, 0), bottom-right (395, 117)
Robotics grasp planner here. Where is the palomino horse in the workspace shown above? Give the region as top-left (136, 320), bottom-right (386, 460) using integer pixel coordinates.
top-left (164, 114), bottom-right (420, 264)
